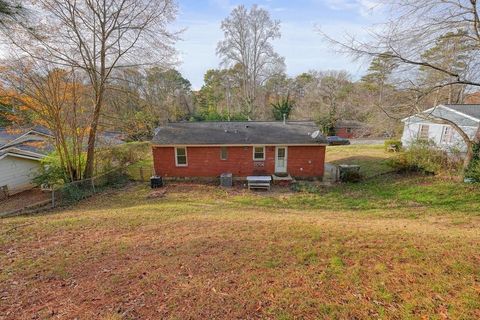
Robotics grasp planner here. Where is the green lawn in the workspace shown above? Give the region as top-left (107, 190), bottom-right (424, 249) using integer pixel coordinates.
top-left (1, 146), bottom-right (479, 319)
top-left (326, 144), bottom-right (395, 177)
top-left (240, 174), bottom-right (480, 215)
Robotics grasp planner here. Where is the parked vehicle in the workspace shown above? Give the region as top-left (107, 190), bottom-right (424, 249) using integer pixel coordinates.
top-left (327, 136), bottom-right (351, 145)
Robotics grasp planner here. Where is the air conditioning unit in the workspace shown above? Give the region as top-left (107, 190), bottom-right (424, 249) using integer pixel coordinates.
top-left (220, 173), bottom-right (233, 187)
top-left (150, 176), bottom-right (163, 188)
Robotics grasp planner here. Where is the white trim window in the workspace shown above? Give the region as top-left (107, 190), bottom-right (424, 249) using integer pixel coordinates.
top-left (418, 124), bottom-right (430, 140)
top-left (253, 146), bottom-right (265, 161)
top-left (175, 147), bottom-right (187, 166)
top-left (441, 126), bottom-right (453, 144)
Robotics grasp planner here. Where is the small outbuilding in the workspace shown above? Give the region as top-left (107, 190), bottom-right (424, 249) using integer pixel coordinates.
top-left (334, 120), bottom-right (366, 139)
top-left (151, 121), bottom-right (328, 180)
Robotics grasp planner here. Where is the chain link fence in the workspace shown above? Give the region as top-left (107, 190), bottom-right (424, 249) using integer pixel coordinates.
top-left (1, 162), bottom-right (153, 217)
top-left (52, 162), bottom-right (153, 207)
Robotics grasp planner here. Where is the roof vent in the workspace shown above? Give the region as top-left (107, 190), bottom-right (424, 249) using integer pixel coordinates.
top-left (245, 125), bottom-right (250, 128)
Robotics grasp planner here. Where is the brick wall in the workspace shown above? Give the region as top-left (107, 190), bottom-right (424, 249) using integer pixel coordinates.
top-left (152, 145), bottom-right (325, 178)
top-left (335, 127), bottom-right (355, 139)
top-left (287, 146), bottom-right (326, 177)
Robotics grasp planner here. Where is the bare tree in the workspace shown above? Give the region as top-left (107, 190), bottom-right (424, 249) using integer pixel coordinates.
top-left (0, 62), bottom-right (89, 182)
top-left (0, 0), bottom-right (24, 27)
top-left (2, 0), bottom-right (178, 178)
top-left (217, 5), bottom-right (285, 117)
top-left (321, 0), bottom-right (480, 172)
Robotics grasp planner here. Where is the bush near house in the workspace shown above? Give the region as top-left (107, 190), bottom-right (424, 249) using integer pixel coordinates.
top-left (384, 139), bottom-right (402, 152)
top-left (389, 140), bottom-right (461, 175)
top-left (465, 143), bottom-right (480, 182)
top-left (466, 161), bottom-right (480, 182)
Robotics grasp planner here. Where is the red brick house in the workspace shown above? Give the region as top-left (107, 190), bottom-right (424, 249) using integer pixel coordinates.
top-left (152, 121), bottom-right (327, 179)
top-left (334, 120), bottom-right (366, 139)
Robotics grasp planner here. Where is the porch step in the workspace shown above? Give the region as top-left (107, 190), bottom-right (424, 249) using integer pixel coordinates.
top-left (272, 174), bottom-right (294, 186)
top-left (272, 173), bottom-right (293, 181)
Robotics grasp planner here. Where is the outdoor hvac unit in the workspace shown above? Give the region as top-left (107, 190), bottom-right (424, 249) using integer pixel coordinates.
top-left (220, 173), bottom-right (233, 187)
top-left (150, 176), bottom-right (163, 188)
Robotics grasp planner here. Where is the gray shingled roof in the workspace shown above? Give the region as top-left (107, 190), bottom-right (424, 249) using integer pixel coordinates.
top-left (405, 105), bottom-right (480, 127)
top-left (152, 121), bottom-right (327, 145)
top-left (0, 128), bottom-right (23, 147)
top-left (443, 104), bottom-right (480, 121)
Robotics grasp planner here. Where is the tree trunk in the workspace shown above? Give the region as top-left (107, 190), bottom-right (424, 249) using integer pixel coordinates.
top-left (83, 98), bottom-right (102, 179)
top-left (462, 125), bottom-right (480, 176)
top-left (463, 141), bottom-right (474, 172)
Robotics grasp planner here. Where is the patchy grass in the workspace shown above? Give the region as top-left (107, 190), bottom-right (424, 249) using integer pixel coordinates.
top-left (243, 173), bottom-right (480, 215)
top-left (0, 145), bottom-right (479, 319)
top-left (326, 144), bottom-right (395, 177)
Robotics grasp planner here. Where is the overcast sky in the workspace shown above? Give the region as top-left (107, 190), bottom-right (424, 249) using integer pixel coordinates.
top-left (174, 0), bottom-right (384, 89)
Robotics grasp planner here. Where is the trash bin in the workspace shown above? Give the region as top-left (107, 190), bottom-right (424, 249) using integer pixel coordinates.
top-left (150, 176), bottom-right (163, 188)
top-left (220, 173), bottom-right (233, 187)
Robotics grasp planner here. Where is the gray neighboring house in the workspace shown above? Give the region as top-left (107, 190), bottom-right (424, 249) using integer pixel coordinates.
top-left (0, 127), bottom-right (125, 196)
top-left (401, 104), bottom-right (480, 153)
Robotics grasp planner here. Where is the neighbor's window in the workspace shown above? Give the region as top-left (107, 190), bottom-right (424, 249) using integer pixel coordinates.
top-left (418, 124), bottom-right (430, 140)
top-left (253, 146), bottom-right (265, 161)
top-left (220, 147), bottom-right (228, 160)
top-left (441, 126), bottom-right (453, 144)
top-left (346, 127), bottom-right (353, 134)
top-left (175, 147), bottom-right (187, 166)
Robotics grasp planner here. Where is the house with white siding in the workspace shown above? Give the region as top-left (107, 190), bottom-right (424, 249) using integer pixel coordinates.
top-left (0, 127), bottom-right (53, 196)
top-left (401, 104), bottom-right (480, 153)
top-left (0, 127), bottom-right (126, 197)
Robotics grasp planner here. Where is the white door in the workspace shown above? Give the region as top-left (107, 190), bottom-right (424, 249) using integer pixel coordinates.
top-left (275, 147), bottom-right (288, 173)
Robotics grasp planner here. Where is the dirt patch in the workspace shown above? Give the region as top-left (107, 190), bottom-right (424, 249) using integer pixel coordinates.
top-left (0, 189), bottom-right (50, 214)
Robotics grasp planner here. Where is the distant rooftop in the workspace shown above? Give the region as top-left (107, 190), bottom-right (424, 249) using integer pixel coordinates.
top-left (152, 121), bottom-right (327, 145)
top-left (443, 104), bottom-right (480, 120)
top-left (403, 104), bottom-right (480, 127)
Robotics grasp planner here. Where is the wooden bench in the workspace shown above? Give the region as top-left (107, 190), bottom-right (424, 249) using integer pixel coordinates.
top-left (247, 176), bottom-right (272, 190)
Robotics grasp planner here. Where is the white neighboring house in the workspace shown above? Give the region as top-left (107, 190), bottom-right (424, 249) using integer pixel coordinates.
top-left (0, 127), bottom-right (126, 197)
top-left (0, 127), bottom-right (53, 195)
top-left (401, 104), bottom-right (480, 153)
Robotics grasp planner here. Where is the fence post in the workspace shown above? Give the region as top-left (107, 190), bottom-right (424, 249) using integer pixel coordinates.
top-left (140, 167), bottom-right (144, 182)
top-left (51, 189), bottom-right (55, 208)
top-left (91, 177), bottom-right (96, 193)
